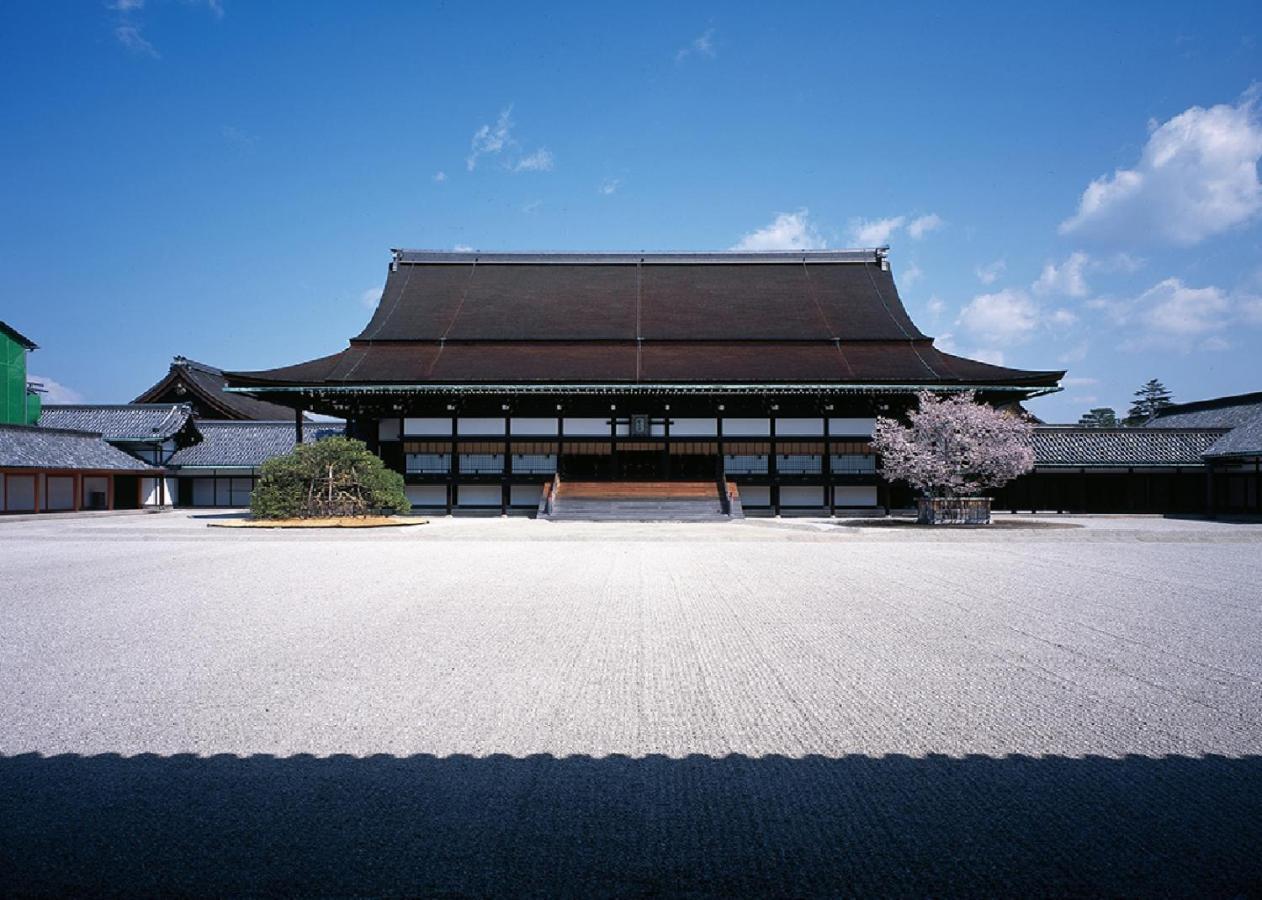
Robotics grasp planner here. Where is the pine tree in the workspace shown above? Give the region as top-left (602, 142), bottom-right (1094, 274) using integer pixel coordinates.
top-left (1124, 379), bottom-right (1173, 425)
top-left (1077, 407), bottom-right (1118, 428)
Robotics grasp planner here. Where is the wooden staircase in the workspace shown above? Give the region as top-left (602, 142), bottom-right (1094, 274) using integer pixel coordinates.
top-left (543, 480), bottom-right (743, 522)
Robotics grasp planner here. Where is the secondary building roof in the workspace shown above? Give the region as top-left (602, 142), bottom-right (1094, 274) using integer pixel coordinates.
top-left (1145, 391), bottom-right (1262, 460)
top-left (166, 420), bottom-right (344, 468)
top-left (0, 424), bottom-right (157, 471)
top-left (38, 404), bottom-right (199, 444)
top-left (1032, 427), bottom-right (1227, 467)
top-left (133, 357), bottom-right (301, 420)
top-left (227, 250), bottom-right (1063, 399)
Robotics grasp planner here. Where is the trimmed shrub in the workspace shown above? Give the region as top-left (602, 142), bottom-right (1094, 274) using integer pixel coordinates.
top-left (250, 436), bottom-right (409, 519)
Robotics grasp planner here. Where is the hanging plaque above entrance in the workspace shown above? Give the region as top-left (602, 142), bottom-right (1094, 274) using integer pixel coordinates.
top-left (631, 414), bottom-right (650, 437)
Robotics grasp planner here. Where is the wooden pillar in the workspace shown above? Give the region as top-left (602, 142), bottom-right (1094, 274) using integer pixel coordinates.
top-left (448, 410), bottom-right (457, 515)
top-left (609, 406), bottom-right (618, 479)
top-left (73, 472), bottom-right (81, 511)
top-left (823, 410), bottom-right (834, 517)
top-left (662, 408), bottom-right (671, 480)
top-left (769, 411), bottom-right (779, 516)
top-left (502, 412), bottom-right (511, 516)
top-left (556, 407), bottom-right (564, 480)
top-left (33, 473), bottom-right (41, 514)
top-left (106, 474), bottom-right (114, 511)
top-left (295, 407), bottom-right (304, 444)
top-left (1205, 465), bottom-right (1215, 519)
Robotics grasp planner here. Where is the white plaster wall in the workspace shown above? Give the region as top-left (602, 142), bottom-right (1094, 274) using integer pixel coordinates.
top-left (377, 418), bottom-right (401, 441)
top-left (776, 418), bottom-right (824, 436)
top-left (562, 417), bottom-right (609, 436)
top-left (670, 417), bottom-right (718, 436)
top-left (510, 417), bottom-right (558, 436)
top-left (142, 477), bottom-right (179, 507)
top-left (406, 485), bottom-right (447, 508)
top-left (457, 484), bottom-right (501, 506)
top-left (723, 418), bottom-right (770, 436)
top-left (781, 485), bottom-right (825, 507)
top-left (829, 417), bottom-right (877, 436)
top-left (404, 417), bottom-right (452, 436)
top-left (458, 417), bottom-right (506, 435)
top-left (834, 486), bottom-right (879, 506)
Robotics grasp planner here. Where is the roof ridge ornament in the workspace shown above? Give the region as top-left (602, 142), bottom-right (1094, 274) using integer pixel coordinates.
top-left (388, 249), bottom-right (887, 265)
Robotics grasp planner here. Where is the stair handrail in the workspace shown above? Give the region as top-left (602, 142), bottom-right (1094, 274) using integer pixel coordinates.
top-left (543, 472), bottom-right (560, 516)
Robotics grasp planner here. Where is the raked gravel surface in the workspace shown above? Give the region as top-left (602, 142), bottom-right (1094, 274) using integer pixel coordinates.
top-left (1, 510), bottom-right (1260, 896)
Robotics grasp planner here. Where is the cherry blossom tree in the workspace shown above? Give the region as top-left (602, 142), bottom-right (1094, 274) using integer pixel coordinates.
top-left (871, 391), bottom-right (1035, 498)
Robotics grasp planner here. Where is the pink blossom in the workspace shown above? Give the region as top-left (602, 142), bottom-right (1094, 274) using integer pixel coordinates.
top-left (871, 391), bottom-right (1035, 497)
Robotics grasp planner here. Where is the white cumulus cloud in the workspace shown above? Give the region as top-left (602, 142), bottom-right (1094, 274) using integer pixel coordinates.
top-left (732, 210), bottom-right (826, 251)
top-left (957, 289), bottom-right (1040, 343)
top-left (1060, 92), bottom-right (1262, 245)
top-left (900, 262), bottom-right (923, 286)
top-left (847, 216), bottom-right (905, 246)
top-left (1135, 278), bottom-right (1230, 336)
top-left (28, 375), bottom-right (84, 405)
top-left (1032, 251), bottom-right (1091, 297)
top-left (907, 213), bottom-right (943, 239)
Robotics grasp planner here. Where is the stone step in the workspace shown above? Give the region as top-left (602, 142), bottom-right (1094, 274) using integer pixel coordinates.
top-left (543, 480), bottom-right (742, 521)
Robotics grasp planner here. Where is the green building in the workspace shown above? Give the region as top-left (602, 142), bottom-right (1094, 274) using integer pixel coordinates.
top-left (1, 322), bottom-right (40, 426)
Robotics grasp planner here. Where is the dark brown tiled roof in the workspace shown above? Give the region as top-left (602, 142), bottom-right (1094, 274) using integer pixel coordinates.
top-left (358, 254), bottom-right (925, 342)
top-left (134, 358), bottom-right (300, 420)
top-left (229, 251), bottom-right (1062, 392)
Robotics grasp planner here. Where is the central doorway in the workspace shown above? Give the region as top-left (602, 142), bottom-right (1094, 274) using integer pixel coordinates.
top-left (616, 450), bottom-right (661, 480)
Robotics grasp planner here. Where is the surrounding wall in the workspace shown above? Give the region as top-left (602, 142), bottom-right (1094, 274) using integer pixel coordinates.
top-left (0, 471), bottom-right (173, 514)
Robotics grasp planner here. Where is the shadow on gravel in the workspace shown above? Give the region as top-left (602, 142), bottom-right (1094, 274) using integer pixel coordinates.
top-left (834, 518), bottom-right (1082, 530)
top-left (2, 752), bottom-right (1258, 897)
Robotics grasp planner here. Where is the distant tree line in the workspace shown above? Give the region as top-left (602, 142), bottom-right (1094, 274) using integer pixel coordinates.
top-left (1076, 379), bottom-right (1174, 428)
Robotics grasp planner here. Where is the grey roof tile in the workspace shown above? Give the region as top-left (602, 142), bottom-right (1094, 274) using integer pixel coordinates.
top-left (0, 425), bottom-right (157, 471)
top-left (1203, 414), bottom-right (1262, 458)
top-left (1033, 427), bottom-right (1225, 467)
top-left (166, 421), bottom-right (343, 468)
top-left (38, 404), bottom-right (195, 442)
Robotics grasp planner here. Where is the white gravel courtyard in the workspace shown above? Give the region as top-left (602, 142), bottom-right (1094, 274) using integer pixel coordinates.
top-left (1, 510), bottom-right (1260, 896)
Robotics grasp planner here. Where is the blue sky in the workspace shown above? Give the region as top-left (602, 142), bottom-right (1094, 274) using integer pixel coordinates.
top-left (2, 1), bottom-right (1260, 422)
